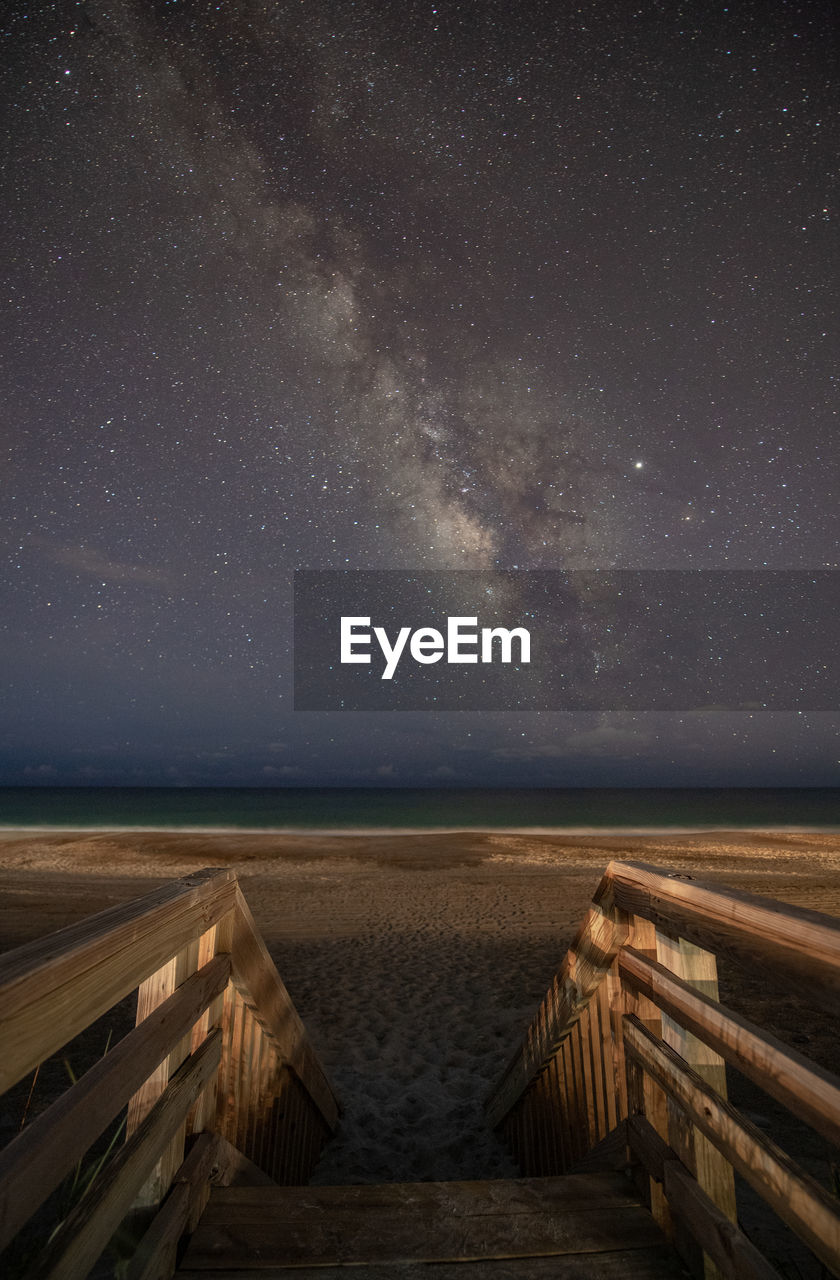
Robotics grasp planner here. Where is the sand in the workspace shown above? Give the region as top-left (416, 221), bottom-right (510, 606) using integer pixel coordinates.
top-left (1, 828), bottom-right (840, 1194)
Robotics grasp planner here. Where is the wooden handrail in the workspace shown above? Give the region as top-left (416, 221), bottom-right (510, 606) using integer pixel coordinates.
top-left (0, 955), bottom-right (230, 1252)
top-left (486, 858), bottom-right (840, 1280)
top-left (618, 945), bottom-right (840, 1148)
top-left (0, 867), bottom-right (238, 1093)
top-left (0, 868), bottom-right (339, 1278)
top-left (601, 859), bottom-right (840, 1011)
top-left (624, 1014), bottom-right (840, 1273)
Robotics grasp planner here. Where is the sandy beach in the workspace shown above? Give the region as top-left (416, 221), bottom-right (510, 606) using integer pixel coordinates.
top-left (2, 828), bottom-right (840, 1194)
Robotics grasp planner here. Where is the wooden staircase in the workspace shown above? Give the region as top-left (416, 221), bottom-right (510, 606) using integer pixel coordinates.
top-left (175, 1173), bottom-right (683, 1277)
top-left (3, 861), bottom-right (840, 1278)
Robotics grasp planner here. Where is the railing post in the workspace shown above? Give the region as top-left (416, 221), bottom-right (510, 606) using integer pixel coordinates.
top-left (186, 920), bottom-right (227, 1136)
top-left (624, 913), bottom-right (673, 1240)
top-left (127, 934), bottom-right (202, 1210)
top-left (605, 906), bottom-right (630, 1129)
top-left (655, 930), bottom-right (737, 1280)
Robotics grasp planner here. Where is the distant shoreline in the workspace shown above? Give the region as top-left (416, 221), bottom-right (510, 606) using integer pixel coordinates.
top-left (3, 823), bottom-right (840, 837)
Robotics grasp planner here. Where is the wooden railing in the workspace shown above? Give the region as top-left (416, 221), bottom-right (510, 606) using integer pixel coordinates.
top-left (486, 859), bottom-right (840, 1280)
top-left (0, 867), bottom-right (339, 1279)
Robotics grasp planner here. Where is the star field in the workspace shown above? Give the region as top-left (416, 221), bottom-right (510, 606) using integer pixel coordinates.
top-left (0, 0), bottom-right (837, 786)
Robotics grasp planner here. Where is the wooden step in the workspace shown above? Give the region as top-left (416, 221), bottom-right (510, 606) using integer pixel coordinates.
top-left (176, 1173), bottom-right (687, 1276)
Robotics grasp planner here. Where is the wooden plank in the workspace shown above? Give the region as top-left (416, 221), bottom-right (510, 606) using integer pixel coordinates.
top-left (237, 1007), bottom-right (257, 1155)
top-left (214, 976), bottom-right (241, 1147)
top-left (663, 1158), bottom-right (783, 1280)
top-left (625, 915), bottom-right (672, 1241)
top-left (620, 944), bottom-right (840, 1149)
top-left (627, 1112), bottom-right (671, 1183)
top-left (0, 868), bottom-right (236, 1093)
top-left (181, 1174), bottom-right (671, 1269)
top-left (175, 1247), bottom-right (686, 1279)
top-left (126, 1131), bottom-right (267, 1280)
top-left (655, 930), bottom-right (735, 1280)
top-left (486, 901), bottom-right (629, 1128)
top-left (0, 955), bottom-right (229, 1253)
top-left (627, 1117), bottom-right (781, 1280)
top-left (28, 1030), bottom-right (222, 1280)
top-left (187, 924), bottom-right (224, 1137)
top-left (127, 1182), bottom-right (190, 1280)
top-left (271, 1069), bottom-right (291, 1184)
top-left (131, 936), bottom-right (207, 1209)
top-left (220, 987), bottom-right (247, 1148)
top-left (127, 955), bottom-right (179, 1135)
top-left (229, 887), bottom-right (339, 1131)
top-left (559, 1036), bottom-right (581, 1165)
top-left (544, 1057), bottom-right (562, 1173)
top-left (203, 911), bottom-right (235, 1141)
top-left (596, 979), bottom-right (619, 1134)
top-left (578, 1014), bottom-right (599, 1151)
top-left (602, 860), bottom-right (840, 1013)
top-left (623, 1013), bottom-right (840, 1275)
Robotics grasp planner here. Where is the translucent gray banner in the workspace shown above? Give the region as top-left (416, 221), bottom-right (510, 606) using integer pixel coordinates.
top-left (293, 570), bottom-right (839, 711)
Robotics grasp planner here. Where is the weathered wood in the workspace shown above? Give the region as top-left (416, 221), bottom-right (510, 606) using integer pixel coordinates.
top-left (596, 979), bottom-right (618, 1135)
top-left (0, 954), bottom-right (229, 1253)
top-left (129, 935), bottom-right (204, 1209)
top-left (620, 943), bottom-right (840, 1149)
top-left (625, 915), bottom-right (672, 1241)
top-left (623, 1013), bottom-right (840, 1275)
top-left (125, 1131), bottom-right (267, 1280)
top-left (180, 1174), bottom-right (676, 1270)
top-left (215, 980), bottom-right (244, 1147)
top-left (229, 886), bottom-right (339, 1131)
top-left (201, 911), bottom-right (234, 1140)
top-left (627, 1118), bottom-right (781, 1280)
top-left (28, 1031), bottom-right (222, 1280)
top-left (663, 1158), bottom-right (783, 1280)
top-left (601, 860), bottom-right (840, 1013)
top-left (175, 1251), bottom-right (686, 1279)
top-left (486, 901), bottom-right (629, 1128)
top-left (127, 1182), bottom-right (190, 1280)
top-left (627, 1112), bottom-right (671, 1184)
top-left (127, 955), bottom-right (180, 1135)
top-left (0, 868), bottom-right (237, 1093)
top-left (187, 924), bottom-right (224, 1137)
top-left (655, 930), bottom-right (735, 1280)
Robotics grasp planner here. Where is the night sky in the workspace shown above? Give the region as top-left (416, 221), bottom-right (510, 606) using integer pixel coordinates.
top-left (1, 0), bottom-right (837, 788)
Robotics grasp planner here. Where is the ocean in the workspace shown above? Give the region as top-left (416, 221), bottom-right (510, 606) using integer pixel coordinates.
top-left (1, 786), bottom-right (839, 832)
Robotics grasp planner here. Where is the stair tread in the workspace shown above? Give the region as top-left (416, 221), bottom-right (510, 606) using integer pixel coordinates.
top-left (177, 1251), bottom-right (684, 1278)
top-left (177, 1172), bottom-right (688, 1274)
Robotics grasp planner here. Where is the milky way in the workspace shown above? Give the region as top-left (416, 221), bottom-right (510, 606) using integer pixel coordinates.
top-left (1, 0), bottom-right (837, 785)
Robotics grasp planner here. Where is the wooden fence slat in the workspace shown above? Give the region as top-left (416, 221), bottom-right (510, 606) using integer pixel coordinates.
top-left (28, 1030), bottom-right (222, 1280)
top-left (486, 901), bottom-right (629, 1128)
top-left (623, 1013), bottom-right (840, 1275)
top-left (620, 944), bottom-right (840, 1149)
top-left (0, 954), bottom-right (229, 1254)
top-left (229, 887), bottom-right (339, 1131)
top-left (0, 869), bottom-right (236, 1093)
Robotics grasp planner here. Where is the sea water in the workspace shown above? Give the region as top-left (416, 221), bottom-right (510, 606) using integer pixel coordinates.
top-left (1, 786), bottom-right (839, 832)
